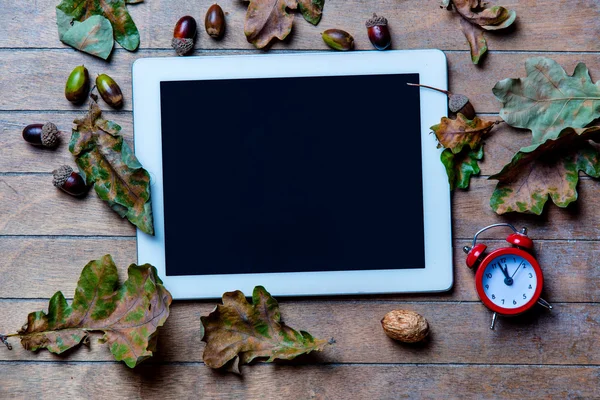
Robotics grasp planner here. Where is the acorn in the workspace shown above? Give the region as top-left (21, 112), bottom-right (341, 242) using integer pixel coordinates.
top-left (96, 74), bottom-right (123, 109)
top-left (65, 65), bottom-right (90, 105)
top-left (366, 14), bottom-right (391, 50)
top-left (322, 29), bottom-right (354, 51)
top-left (172, 16), bottom-right (197, 56)
top-left (407, 83), bottom-right (476, 119)
top-left (205, 4), bottom-right (225, 39)
top-left (52, 165), bottom-right (88, 197)
top-left (22, 123), bottom-right (60, 148)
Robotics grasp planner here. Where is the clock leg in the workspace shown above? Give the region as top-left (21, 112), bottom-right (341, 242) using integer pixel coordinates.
top-left (537, 298), bottom-right (553, 310)
top-left (490, 312), bottom-right (498, 330)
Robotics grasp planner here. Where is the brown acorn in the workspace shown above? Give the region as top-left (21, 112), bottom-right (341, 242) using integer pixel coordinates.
top-left (407, 83), bottom-right (476, 119)
top-left (96, 74), bottom-right (123, 109)
top-left (22, 122), bottom-right (60, 148)
top-left (366, 14), bottom-right (391, 50)
top-left (52, 165), bottom-right (88, 197)
top-left (322, 29), bottom-right (354, 51)
top-left (172, 16), bottom-right (197, 56)
top-left (205, 4), bottom-right (225, 39)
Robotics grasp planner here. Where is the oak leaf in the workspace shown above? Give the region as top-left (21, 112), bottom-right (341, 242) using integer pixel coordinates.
top-left (69, 100), bottom-right (154, 235)
top-left (489, 126), bottom-right (600, 215)
top-left (56, 0), bottom-right (141, 56)
top-left (459, 18), bottom-right (487, 65)
top-left (494, 57), bottom-right (600, 145)
top-left (431, 113), bottom-right (496, 154)
top-left (57, 15), bottom-right (114, 60)
top-left (201, 286), bottom-right (331, 373)
top-left (243, 0), bottom-right (297, 48)
top-left (298, 0), bottom-right (325, 25)
top-left (452, 0), bottom-right (516, 30)
top-left (441, 146), bottom-right (483, 190)
top-left (15, 255), bottom-right (172, 368)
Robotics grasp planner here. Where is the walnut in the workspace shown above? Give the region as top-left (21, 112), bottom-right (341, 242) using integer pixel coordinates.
top-left (381, 310), bottom-right (429, 343)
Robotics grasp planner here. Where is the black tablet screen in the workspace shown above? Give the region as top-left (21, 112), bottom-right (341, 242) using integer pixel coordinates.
top-left (160, 73), bottom-right (424, 276)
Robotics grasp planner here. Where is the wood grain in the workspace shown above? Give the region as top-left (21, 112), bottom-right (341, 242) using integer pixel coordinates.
top-left (1, 237), bottom-right (599, 303)
top-left (3, 51), bottom-right (600, 114)
top-left (0, 301), bottom-right (596, 365)
top-left (0, 363), bottom-right (598, 400)
top-left (0, 0), bottom-right (599, 52)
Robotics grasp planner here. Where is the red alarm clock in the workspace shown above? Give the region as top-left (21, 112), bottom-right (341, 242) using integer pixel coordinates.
top-left (463, 223), bottom-right (552, 330)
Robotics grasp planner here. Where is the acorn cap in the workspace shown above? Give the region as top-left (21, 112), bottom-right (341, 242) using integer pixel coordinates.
top-left (171, 38), bottom-right (194, 56)
top-left (41, 122), bottom-right (59, 148)
top-left (366, 13), bottom-right (388, 28)
top-left (52, 165), bottom-right (73, 188)
top-left (448, 94), bottom-right (470, 113)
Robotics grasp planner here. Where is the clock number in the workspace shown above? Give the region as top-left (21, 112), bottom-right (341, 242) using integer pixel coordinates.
top-left (528, 273), bottom-right (533, 278)
top-left (523, 294), bottom-right (527, 299)
top-left (501, 299), bottom-right (505, 304)
top-left (485, 284), bottom-right (489, 290)
top-left (500, 258), bottom-right (506, 263)
top-left (486, 273), bottom-right (492, 279)
top-left (528, 284), bottom-right (532, 290)
top-left (491, 263), bottom-right (497, 269)
top-left (492, 294), bottom-right (496, 299)
top-left (513, 300), bottom-right (517, 305)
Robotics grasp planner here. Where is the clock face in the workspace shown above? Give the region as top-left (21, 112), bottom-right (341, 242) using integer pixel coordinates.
top-left (480, 253), bottom-right (538, 310)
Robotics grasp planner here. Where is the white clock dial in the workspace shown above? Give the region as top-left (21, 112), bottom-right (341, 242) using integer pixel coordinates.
top-left (481, 254), bottom-right (537, 309)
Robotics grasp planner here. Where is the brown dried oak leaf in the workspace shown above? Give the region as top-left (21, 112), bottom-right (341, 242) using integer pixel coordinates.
top-left (201, 286), bottom-right (331, 374)
top-left (431, 113), bottom-right (496, 154)
top-left (490, 126), bottom-right (600, 215)
top-left (14, 255), bottom-right (172, 368)
top-left (243, 0), bottom-right (297, 48)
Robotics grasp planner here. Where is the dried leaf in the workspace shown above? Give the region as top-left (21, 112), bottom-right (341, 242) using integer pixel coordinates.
top-left (56, 0), bottom-right (141, 52)
top-left (452, 0), bottom-right (516, 30)
top-left (298, 0), bottom-right (324, 25)
top-left (489, 126), bottom-right (600, 215)
top-left (459, 18), bottom-right (487, 65)
top-left (441, 146), bottom-right (483, 190)
top-left (243, 0), bottom-right (297, 48)
top-left (16, 255), bottom-right (172, 368)
top-left (431, 113), bottom-right (495, 154)
top-left (59, 15), bottom-right (114, 60)
top-left (201, 286), bottom-right (331, 372)
top-left (493, 57), bottom-right (600, 145)
top-left (69, 101), bottom-right (154, 235)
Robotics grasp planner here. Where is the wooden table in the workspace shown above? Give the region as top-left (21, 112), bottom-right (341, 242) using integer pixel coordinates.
top-left (1, 0), bottom-right (600, 398)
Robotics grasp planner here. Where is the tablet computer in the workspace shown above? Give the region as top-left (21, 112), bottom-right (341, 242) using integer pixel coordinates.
top-left (133, 50), bottom-right (452, 299)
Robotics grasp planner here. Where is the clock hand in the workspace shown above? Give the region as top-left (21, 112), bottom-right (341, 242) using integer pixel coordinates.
top-left (498, 264), bottom-right (513, 286)
top-left (511, 260), bottom-right (525, 279)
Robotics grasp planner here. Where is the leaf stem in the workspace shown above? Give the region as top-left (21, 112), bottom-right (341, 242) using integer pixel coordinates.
top-left (407, 83), bottom-right (451, 96)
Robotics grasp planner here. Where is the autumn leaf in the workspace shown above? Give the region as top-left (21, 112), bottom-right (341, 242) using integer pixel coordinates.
top-left (489, 126), bottom-right (600, 215)
top-left (58, 15), bottom-right (114, 60)
top-left (493, 58), bottom-right (600, 145)
top-left (459, 18), bottom-right (487, 65)
top-left (13, 255), bottom-right (172, 368)
top-left (69, 100), bottom-right (154, 235)
top-left (56, 0), bottom-right (141, 54)
top-left (431, 113), bottom-right (496, 154)
top-left (441, 146), bottom-right (483, 190)
top-left (243, 0), bottom-right (297, 48)
top-left (452, 0), bottom-right (516, 30)
top-left (298, 0), bottom-right (325, 25)
top-left (201, 286), bottom-right (331, 373)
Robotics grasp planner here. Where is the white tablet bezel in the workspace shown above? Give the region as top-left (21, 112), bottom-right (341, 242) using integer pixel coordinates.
top-left (133, 50), bottom-right (452, 299)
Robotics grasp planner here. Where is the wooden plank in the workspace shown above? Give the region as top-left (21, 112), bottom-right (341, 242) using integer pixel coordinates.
top-left (2, 174), bottom-right (600, 239)
top-left (2, 113), bottom-right (516, 175)
top-left (1, 237), bottom-right (599, 303)
top-left (0, 175), bottom-right (134, 236)
top-left (0, 301), bottom-right (597, 365)
top-left (3, 51), bottom-right (600, 113)
top-left (1, 362), bottom-right (600, 400)
top-left (1, 0), bottom-right (599, 52)
top-left (0, 112), bottom-right (133, 173)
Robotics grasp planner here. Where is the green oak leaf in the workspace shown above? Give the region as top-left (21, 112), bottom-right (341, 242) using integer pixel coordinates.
top-left (201, 286), bottom-right (332, 374)
top-left (459, 18), bottom-right (487, 65)
top-left (17, 255), bottom-right (172, 368)
top-left (69, 100), bottom-right (154, 235)
top-left (489, 126), bottom-right (600, 215)
top-left (493, 58), bottom-right (600, 145)
top-left (56, 0), bottom-right (141, 52)
top-left (441, 146), bottom-right (483, 190)
top-left (59, 15), bottom-right (114, 60)
top-left (298, 0), bottom-right (325, 25)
